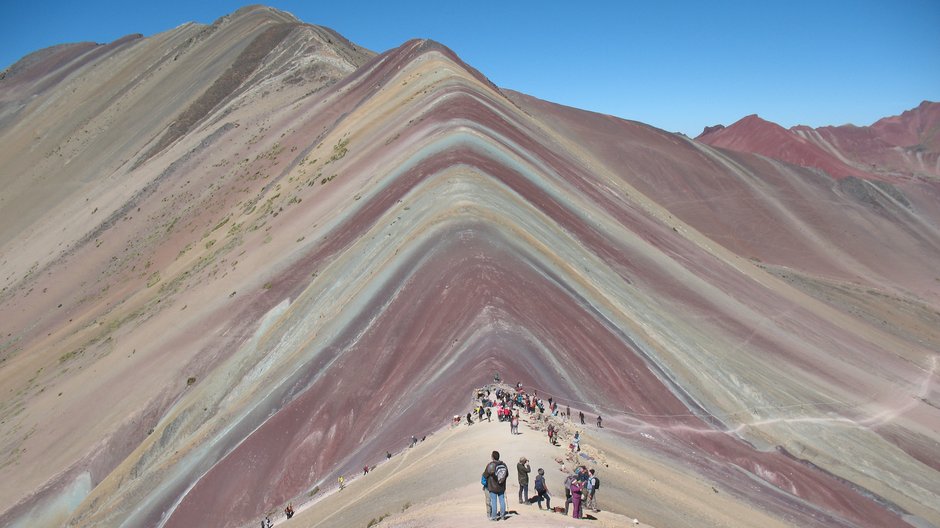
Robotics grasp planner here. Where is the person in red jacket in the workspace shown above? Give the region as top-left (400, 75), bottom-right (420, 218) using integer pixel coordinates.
top-left (570, 477), bottom-right (584, 518)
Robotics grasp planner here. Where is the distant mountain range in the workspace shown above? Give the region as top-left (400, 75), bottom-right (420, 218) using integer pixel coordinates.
top-left (697, 101), bottom-right (940, 180)
top-left (1, 6), bottom-right (938, 528)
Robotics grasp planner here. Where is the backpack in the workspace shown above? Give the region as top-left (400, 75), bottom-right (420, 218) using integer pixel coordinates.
top-left (495, 463), bottom-right (508, 485)
top-left (591, 476), bottom-right (600, 490)
top-left (535, 475), bottom-right (546, 492)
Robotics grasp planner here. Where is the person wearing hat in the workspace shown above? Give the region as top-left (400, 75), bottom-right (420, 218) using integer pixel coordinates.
top-left (517, 456), bottom-right (531, 504)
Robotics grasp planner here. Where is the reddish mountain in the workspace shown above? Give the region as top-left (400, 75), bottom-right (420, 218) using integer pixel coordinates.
top-left (1, 6), bottom-right (939, 528)
top-left (697, 101), bottom-right (940, 181)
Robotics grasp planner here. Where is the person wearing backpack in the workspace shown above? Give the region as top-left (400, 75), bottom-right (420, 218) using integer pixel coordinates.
top-left (587, 468), bottom-right (600, 512)
top-left (482, 450), bottom-right (509, 520)
top-left (534, 468), bottom-right (551, 510)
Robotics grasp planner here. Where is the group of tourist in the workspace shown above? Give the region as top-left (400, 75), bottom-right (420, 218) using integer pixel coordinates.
top-left (478, 378), bottom-right (604, 521)
top-left (563, 465), bottom-right (601, 518)
top-left (481, 451), bottom-right (602, 521)
top-left (258, 378), bottom-right (606, 526)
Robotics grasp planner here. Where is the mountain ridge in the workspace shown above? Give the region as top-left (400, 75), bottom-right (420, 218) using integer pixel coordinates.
top-left (697, 101), bottom-right (940, 181)
top-left (1, 7), bottom-right (939, 528)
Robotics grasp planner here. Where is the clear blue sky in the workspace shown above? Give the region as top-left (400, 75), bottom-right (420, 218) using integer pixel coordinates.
top-left (2, 1), bottom-right (938, 136)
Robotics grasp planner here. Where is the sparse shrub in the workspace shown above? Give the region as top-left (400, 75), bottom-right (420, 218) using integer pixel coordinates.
top-left (366, 513), bottom-right (389, 527)
top-left (186, 376), bottom-right (196, 386)
top-left (330, 137), bottom-right (349, 162)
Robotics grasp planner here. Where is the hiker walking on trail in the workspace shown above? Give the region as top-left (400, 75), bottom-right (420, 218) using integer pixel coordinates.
top-left (534, 468), bottom-right (551, 510)
top-left (573, 431), bottom-right (581, 452)
top-left (579, 410), bottom-right (585, 425)
top-left (587, 468), bottom-right (600, 512)
top-left (517, 457), bottom-right (531, 504)
top-left (597, 414), bottom-right (602, 428)
top-left (338, 475), bottom-right (345, 490)
top-left (483, 450), bottom-right (509, 521)
top-left (261, 515), bottom-right (273, 528)
top-left (485, 407), bottom-right (492, 422)
top-left (284, 502), bottom-right (294, 519)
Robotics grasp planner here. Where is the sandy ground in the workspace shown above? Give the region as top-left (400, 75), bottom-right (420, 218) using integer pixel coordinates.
top-left (274, 413), bottom-right (648, 528)
top-left (270, 407), bottom-right (794, 528)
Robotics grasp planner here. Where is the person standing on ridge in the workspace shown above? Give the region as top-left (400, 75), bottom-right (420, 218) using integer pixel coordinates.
top-left (482, 474), bottom-right (492, 519)
top-left (570, 475), bottom-right (584, 518)
top-left (587, 468), bottom-right (600, 512)
top-left (482, 450), bottom-right (509, 521)
top-left (534, 468), bottom-right (551, 510)
top-left (579, 411), bottom-right (585, 425)
top-left (597, 414), bottom-right (602, 428)
top-left (517, 456), bottom-right (531, 504)
top-left (563, 472), bottom-right (575, 515)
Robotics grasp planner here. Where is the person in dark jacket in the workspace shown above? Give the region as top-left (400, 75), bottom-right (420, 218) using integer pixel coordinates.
top-left (517, 457), bottom-right (531, 503)
top-left (534, 468), bottom-right (551, 510)
top-left (482, 450), bottom-right (509, 520)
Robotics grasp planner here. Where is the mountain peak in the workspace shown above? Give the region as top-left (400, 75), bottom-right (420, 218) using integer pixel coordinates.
top-left (212, 4), bottom-right (300, 26)
top-left (697, 102), bottom-right (940, 179)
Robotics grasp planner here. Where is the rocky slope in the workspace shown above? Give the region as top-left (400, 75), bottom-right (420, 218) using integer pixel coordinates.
top-left (1, 6), bottom-right (938, 528)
